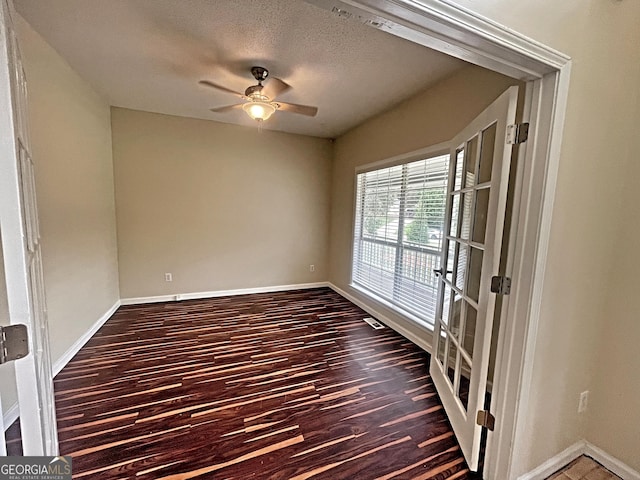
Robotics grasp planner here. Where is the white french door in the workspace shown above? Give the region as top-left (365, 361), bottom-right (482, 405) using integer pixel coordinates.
top-left (0, 0), bottom-right (58, 455)
top-left (430, 86), bottom-right (518, 471)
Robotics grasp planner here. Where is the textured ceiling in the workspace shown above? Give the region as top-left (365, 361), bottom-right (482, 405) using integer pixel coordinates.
top-left (14, 0), bottom-right (467, 138)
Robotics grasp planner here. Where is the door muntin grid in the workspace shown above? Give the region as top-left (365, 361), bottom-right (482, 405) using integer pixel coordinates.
top-left (435, 121), bottom-right (497, 414)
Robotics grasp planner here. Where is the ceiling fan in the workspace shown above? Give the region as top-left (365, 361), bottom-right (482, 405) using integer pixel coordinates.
top-left (200, 66), bottom-right (318, 123)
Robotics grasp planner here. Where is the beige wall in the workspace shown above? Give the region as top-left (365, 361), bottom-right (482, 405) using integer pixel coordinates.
top-left (446, 0), bottom-right (640, 475)
top-left (329, 65), bottom-right (517, 344)
top-left (111, 108), bottom-right (332, 299)
top-left (16, 18), bottom-right (120, 365)
top-left (586, 18), bottom-right (640, 469)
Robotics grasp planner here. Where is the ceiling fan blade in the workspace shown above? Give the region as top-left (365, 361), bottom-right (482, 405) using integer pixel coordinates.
top-left (209, 104), bottom-right (244, 113)
top-left (263, 77), bottom-right (291, 100)
top-left (277, 102), bottom-right (318, 117)
top-left (199, 80), bottom-right (244, 97)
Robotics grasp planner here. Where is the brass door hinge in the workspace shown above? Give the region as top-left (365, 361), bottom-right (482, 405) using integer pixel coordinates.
top-left (476, 410), bottom-right (495, 431)
top-left (0, 324), bottom-right (29, 364)
top-left (490, 276), bottom-right (512, 295)
top-left (506, 123), bottom-right (529, 144)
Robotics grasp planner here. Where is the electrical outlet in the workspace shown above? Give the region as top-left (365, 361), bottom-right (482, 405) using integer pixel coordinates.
top-left (578, 390), bottom-right (589, 413)
top-left (165, 273), bottom-right (172, 282)
top-left (309, 264), bottom-right (315, 272)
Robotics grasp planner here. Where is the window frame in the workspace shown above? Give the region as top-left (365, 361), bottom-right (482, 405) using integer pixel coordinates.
top-left (350, 142), bottom-right (451, 331)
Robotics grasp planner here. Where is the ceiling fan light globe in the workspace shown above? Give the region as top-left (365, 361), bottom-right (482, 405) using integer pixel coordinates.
top-left (243, 101), bottom-right (276, 121)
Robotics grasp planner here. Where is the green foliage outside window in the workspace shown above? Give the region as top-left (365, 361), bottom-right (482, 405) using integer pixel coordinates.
top-left (405, 188), bottom-right (446, 244)
top-left (363, 190), bottom-right (398, 235)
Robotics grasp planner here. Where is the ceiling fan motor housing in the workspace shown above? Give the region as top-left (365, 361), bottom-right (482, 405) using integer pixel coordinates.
top-left (250, 66), bottom-right (269, 82)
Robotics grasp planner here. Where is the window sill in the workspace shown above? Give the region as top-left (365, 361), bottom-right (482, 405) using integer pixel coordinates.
top-left (349, 283), bottom-right (435, 333)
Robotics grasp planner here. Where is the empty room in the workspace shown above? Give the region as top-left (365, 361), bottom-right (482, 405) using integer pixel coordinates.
top-left (0, 1), bottom-right (639, 480)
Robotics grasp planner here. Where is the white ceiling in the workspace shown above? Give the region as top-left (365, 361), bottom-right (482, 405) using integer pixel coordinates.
top-left (14, 0), bottom-right (467, 138)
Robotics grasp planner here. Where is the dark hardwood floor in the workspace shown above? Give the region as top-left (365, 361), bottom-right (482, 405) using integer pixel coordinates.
top-left (9, 288), bottom-right (481, 479)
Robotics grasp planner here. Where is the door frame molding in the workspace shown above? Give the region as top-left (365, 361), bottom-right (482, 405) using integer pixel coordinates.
top-left (305, 1), bottom-right (570, 478)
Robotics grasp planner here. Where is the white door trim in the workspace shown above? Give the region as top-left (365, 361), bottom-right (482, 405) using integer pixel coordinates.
top-left (305, 1), bottom-right (571, 478)
top-left (306, 0), bottom-right (568, 78)
top-left (488, 67), bottom-right (571, 480)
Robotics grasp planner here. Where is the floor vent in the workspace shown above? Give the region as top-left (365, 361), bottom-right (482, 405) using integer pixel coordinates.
top-left (364, 317), bottom-right (385, 329)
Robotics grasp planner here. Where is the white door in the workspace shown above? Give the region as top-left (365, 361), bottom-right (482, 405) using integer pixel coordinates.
top-left (0, 0), bottom-right (59, 456)
top-left (430, 86), bottom-right (518, 471)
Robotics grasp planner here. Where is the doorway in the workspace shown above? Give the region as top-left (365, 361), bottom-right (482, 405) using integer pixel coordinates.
top-left (0, 0), bottom-right (571, 477)
top-left (307, 1), bottom-right (571, 478)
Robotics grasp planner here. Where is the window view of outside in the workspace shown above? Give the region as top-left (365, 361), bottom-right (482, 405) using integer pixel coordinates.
top-left (352, 154), bottom-right (450, 327)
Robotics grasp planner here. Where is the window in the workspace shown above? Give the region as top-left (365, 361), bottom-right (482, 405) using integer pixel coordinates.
top-left (352, 154), bottom-right (450, 327)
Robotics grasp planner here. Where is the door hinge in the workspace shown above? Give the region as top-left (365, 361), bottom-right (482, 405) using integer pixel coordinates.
top-left (476, 410), bottom-right (496, 431)
top-left (0, 324), bottom-right (29, 364)
top-left (506, 123), bottom-right (529, 144)
top-left (490, 276), bottom-right (512, 295)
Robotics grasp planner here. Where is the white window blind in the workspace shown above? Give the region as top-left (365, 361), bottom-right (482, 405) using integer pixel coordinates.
top-left (352, 154), bottom-right (450, 327)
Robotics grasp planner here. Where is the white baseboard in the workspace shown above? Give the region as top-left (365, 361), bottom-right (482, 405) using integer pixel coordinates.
top-left (52, 299), bottom-right (121, 377)
top-left (3, 300), bottom-right (121, 431)
top-left (585, 442), bottom-right (640, 480)
top-left (327, 282), bottom-right (433, 353)
top-left (518, 440), bottom-right (640, 480)
top-left (120, 282), bottom-right (329, 306)
top-left (517, 441), bottom-right (586, 480)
